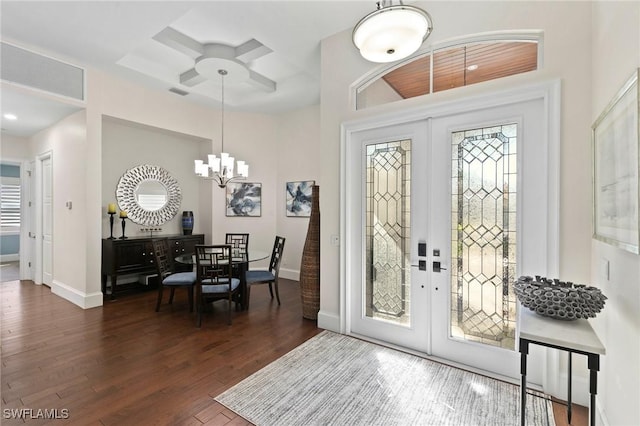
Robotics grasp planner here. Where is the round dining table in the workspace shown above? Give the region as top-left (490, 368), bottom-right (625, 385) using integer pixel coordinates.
top-left (175, 249), bottom-right (270, 310)
top-left (174, 250), bottom-right (269, 266)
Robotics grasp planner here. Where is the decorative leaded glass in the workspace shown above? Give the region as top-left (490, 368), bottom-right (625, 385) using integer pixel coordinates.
top-left (365, 140), bottom-right (411, 325)
top-left (451, 124), bottom-right (517, 349)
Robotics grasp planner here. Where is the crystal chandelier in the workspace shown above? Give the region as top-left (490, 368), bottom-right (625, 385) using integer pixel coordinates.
top-left (194, 69), bottom-right (249, 188)
top-left (353, 1), bottom-right (433, 63)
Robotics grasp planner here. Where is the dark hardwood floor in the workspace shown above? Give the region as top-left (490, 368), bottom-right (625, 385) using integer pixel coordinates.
top-left (1, 279), bottom-right (320, 425)
top-left (1, 279), bottom-right (585, 425)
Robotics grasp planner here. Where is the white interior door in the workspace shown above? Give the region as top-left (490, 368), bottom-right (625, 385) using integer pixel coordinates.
top-left (345, 90), bottom-right (556, 383)
top-left (21, 160), bottom-right (35, 281)
top-left (347, 120), bottom-right (430, 353)
top-left (428, 98), bottom-right (547, 380)
top-left (41, 155), bottom-right (53, 286)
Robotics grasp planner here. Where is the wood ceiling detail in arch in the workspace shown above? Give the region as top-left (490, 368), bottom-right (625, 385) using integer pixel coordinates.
top-left (382, 42), bottom-right (538, 99)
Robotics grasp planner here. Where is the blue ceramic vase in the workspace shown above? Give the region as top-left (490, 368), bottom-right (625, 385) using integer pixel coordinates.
top-left (182, 211), bottom-right (194, 235)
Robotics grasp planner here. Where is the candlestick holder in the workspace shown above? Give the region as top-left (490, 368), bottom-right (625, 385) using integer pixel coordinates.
top-left (119, 217), bottom-right (128, 239)
top-left (108, 212), bottom-right (115, 239)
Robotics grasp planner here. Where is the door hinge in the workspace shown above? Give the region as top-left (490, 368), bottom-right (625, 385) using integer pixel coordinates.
top-left (28, 262), bottom-right (31, 267)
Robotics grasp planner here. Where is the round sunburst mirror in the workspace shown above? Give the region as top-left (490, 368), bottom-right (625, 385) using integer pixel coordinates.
top-left (116, 164), bottom-right (182, 226)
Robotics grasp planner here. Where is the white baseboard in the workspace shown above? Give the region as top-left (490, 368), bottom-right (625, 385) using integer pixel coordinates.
top-left (0, 254), bottom-right (19, 262)
top-left (279, 268), bottom-right (300, 281)
top-left (597, 396), bottom-right (610, 426)
top-left (546, 371), bottom-right (589, 407)
top-left (51, 280), bottom-right (103, 309)
top-left (318, 310), bottom-right (340, 332)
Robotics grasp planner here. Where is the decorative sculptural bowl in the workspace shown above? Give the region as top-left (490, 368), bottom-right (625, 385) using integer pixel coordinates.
top-left (514, 276), bottom-right (607, 321)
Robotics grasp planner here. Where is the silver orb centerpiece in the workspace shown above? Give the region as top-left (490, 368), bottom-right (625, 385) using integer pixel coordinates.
top-left (514, 276), bottom-right (607, 321)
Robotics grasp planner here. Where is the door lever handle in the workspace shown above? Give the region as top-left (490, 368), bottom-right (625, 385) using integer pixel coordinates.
top-left (410, 260), bottom-right (427, 271)
top-left (433, 261), bottom-right (447, 272)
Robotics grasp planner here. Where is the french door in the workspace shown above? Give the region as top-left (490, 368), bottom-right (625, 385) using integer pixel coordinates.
top-left (347, 120), bottom-right (430, 352)
top-left (345, 91), bottom-right (555, 381)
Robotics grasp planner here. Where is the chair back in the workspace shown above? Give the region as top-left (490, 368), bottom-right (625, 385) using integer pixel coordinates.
top-left (269, 236), bottom-right (286, 278)
top-left (225, 233), bottom-right (249, 260)
top-left (195, 245), bottom-right (233, 288)
top-left (152, 239), bottom-right (173, 278)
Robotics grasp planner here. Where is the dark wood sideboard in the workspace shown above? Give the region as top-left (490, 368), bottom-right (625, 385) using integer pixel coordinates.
top-left (101, 234), bottom-right (204, 300)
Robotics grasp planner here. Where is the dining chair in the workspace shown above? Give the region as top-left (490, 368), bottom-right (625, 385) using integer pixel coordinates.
top-left (225, 233), bottom-right (249, 258)
top-left (226, 233), bottom-right (249, 279)
top-left (152, 239), bottom-right (197, 312)
top-left (194, 244), bottom-right (241, 326)
top-left (245, 236), bottom-right (286, 307)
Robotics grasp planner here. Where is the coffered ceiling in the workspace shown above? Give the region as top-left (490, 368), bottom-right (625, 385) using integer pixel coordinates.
top-left (0, 1), bottom-right (375, 137)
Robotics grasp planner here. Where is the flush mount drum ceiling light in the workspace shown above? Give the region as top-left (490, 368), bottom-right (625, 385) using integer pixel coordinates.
top-left (353, 1), bottom-right (433, 63)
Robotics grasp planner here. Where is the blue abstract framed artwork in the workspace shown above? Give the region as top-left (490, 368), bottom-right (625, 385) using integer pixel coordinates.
top-left (226, 182), bottom-right (262, 217)
top-left (286, 180), bottom-right (314, 217)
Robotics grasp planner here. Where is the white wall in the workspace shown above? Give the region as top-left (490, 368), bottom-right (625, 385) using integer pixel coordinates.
top-left (101, 117), bottom-right (210, 239)
top-left (319, 0), bottom-right (593, 325)
top-left (64, 68), bottom-right (223, 308)
top-left (276, 105), bottom-right (321, 280)
top-left (590, 2), bottom-right (640, 426)
top-left (29, 110), bottom-right (98, 307)
top-left (90, 69), bottom-right (283, 296)
top-left (1, 134), bottom-right (30, 160)
top-left (210, 110), bottom-right (279, 266)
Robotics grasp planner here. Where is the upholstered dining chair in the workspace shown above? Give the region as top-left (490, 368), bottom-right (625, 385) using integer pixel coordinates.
top-left (245, 236), bottom-right (286, 307)
top-left (152, 239), bottom-right (197, 312)
top-left (194, 244), bottom-right (241, 326)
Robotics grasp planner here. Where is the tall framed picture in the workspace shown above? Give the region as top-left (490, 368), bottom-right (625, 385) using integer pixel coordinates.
top-left (286, 180), bottom-right (314, 217)
top-left (226, 182), bottom-right (262, 217)
top-left (592, 68), bottom-right (639, 254)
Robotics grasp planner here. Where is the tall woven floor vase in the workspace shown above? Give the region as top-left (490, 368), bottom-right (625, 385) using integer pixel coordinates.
top-left (300, 185), bottom-right (320, 320)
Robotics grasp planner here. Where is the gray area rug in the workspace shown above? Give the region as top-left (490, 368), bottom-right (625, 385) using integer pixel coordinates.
top-left (215, 331), bottom-right (555, 426)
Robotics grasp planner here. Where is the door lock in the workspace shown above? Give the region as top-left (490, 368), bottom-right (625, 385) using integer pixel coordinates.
top-left (432, 261), bottom-right (447, 273)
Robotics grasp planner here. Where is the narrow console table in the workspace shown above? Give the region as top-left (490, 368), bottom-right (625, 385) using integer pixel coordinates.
top-left (518, 304), bottom-right (605, 426)
top-left (102, 234), bottom-right (204, 300)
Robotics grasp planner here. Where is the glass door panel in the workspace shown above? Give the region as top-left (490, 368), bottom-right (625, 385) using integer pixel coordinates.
top-left (366, 140), bottom-right (411, 326)
top-left (450, 124), bottom-right (517, 350)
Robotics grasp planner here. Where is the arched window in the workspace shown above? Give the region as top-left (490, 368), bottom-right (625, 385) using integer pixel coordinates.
top-left (355, 32), bottom-right (543, 110)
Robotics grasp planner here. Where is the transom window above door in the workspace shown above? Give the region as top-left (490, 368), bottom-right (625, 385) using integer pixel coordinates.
top-left (355, 32), bottom-right (542, 110)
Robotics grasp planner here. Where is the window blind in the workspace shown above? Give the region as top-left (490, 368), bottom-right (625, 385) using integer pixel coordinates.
top-left (1, 182), bottom-right (21, 229)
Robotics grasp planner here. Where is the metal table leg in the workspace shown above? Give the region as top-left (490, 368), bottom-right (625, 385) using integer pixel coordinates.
top-left (568, 352), bottom-right (572, 424)
top-left (519, 339), bottom-right (529, 426)
top-left (588, 354), bottom-right (600, 426)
